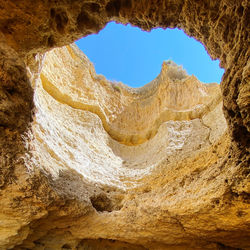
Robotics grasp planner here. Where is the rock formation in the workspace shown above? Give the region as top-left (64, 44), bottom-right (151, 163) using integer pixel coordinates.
top-left (0, 0), bottom-right (249, 249)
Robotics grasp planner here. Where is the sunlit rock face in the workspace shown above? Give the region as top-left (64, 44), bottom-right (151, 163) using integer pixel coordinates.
top-left (13, 44), bottom-right (243, 249)
top-left (0, 0), bottom-right (249, 249)
top-left (30, 44), bottom-right (226, 192)
top-left (1, 44), bottom-right (249, 250)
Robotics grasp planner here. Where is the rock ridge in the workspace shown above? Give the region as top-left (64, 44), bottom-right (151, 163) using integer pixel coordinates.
top-left (40, 44), bottom-right (222, 146)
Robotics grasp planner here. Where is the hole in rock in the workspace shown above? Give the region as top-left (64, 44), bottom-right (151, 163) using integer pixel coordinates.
top-left (90, 193), bottom-right (123, 212)
top-left (62, 243), bottom-right (72, 249)
top-left (30, 20), bottom-right (228, 194)
top-left (76, 21), bottom-right (224, 87)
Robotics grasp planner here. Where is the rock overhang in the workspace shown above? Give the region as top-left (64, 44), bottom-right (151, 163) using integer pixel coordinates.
top-left (0, 0), bottom-right (249, 249)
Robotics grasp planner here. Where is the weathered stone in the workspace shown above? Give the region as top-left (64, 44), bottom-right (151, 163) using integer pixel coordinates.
top-left (0, 0), bottom-right (249, 249)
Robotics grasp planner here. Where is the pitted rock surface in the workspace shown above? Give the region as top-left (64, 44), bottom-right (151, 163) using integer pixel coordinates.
top-left (0, 0), bottom-right (249, 249)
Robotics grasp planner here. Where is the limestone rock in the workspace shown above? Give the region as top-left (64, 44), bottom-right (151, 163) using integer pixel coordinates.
top-left (0, 0), bottom-right (249, 249)
top-left (1, 44), bottom-right (248, 250)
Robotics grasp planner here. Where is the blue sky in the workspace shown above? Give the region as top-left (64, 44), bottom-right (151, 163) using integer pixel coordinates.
top-left (75, 22), bottom-right (224, 88)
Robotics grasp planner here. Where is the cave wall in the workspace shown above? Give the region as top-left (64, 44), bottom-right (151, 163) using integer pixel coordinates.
top-left (0, 0), bottom-right (249, 165)
top-left (0, 0), bottom-right (249, 249)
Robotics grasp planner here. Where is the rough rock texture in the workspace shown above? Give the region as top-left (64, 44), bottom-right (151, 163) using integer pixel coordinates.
top-left (0, 0), bottom-right (249, 249)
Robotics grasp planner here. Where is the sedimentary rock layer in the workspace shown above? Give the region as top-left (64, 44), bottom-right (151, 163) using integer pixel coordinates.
top-left (31, 44), bottom-right (226, 190)
top-left (0, 0), bottom-right (249, 249)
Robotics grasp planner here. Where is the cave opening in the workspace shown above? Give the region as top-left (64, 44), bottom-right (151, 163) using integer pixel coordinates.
top-left (1, 0), bottom-right (248, 249)
top-left (30, 29), bottom-right (227, 191)
top-left (75, 21), bottom-right (224, 87)
top-left (25, 15), bottom-right (228, 202)
top-left (24, 8), bottom-right (228, 194)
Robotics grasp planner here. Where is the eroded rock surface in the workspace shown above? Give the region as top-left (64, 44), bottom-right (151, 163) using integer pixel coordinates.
top-left (0, 44), bottom-right (248, 250)
top-left (31, 45), bottom-right (226, 190)
top-left (0, 0), bottom-right (249, 249)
